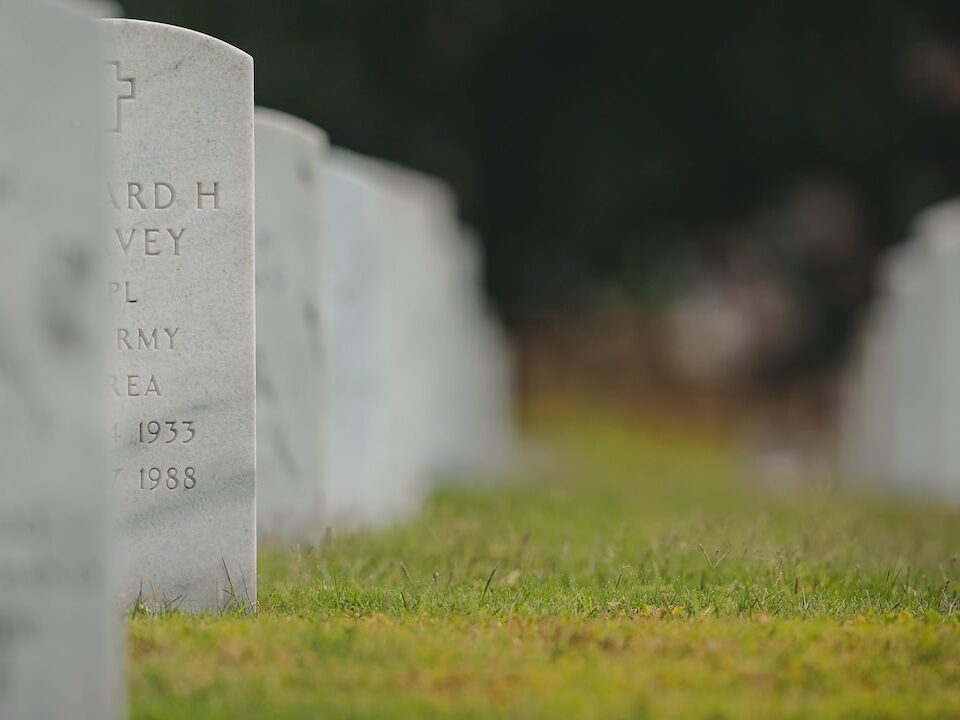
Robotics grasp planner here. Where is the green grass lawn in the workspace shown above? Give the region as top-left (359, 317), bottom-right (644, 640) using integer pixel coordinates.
top-left (130, 403), bottom-right (960, 719)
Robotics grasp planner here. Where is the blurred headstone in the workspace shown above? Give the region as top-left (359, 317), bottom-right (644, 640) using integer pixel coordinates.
top-left (838, 306), bottom-right (889, 489)
top-left (255, 108), bottom-right (327, 542)
top-left (365, 169), bottom-right (516, 483)
top-left (104, 19), bottom-right (256, 612)
top-left (438, 225), bottom-right (516, 477)
top-left (70, 0), bottom-right (123, 17)
top-left (363, 159), bottom-right (459, 502)
top-left (322, 150), bottom-right (516, 527)
top-left (878, 241), bottom-right (935, 490)
top-left (324, 151), bottom-right (464, 520)
top-left (321, 150), bottom-right (398, 526)
top-left (839, 200), bottom-right (960, 501)
top-left (909, 201), bottom-right (960, 500)
top-left (0, 0), bottom-right (121, 717)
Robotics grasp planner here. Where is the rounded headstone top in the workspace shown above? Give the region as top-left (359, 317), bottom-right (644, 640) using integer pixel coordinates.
top-left (255, 107), bottom-right (328, 150)
top-left (45, 0), bottom-right (117, 19)
top-left (911, 198), bottom-right (960, 257)
top-left (102, 19), bottom-right (252, 68)
top-left (61, 0), bottom-right (123, 18)
top-left (326, 146), bottom-right (457, 216)
top-left (876, 238), bottom-right (926, 295)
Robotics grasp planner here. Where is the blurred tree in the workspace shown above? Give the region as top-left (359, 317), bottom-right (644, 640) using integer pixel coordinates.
top-left (124, 0), bottom-right (960, 373)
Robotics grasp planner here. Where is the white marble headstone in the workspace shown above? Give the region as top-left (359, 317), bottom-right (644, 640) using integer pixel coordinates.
top-left (439, 226), bottom-right (515, 477)
top-left (321, 150), bottom-right (397, 526)
top-left (104, 19), bottom-right (256, 612)
top-left (839, 216), bottom-right (960, 500)
top-left (368, 162), bottom-right (458, 503)
top-left (909, 201), bottom-right (960, 500)
top-left (321, 150), bottom-right (517, 525)
top-left (255, 108), bottom-right (327, 542)
top-left (70, 0), bottom-right (123, 17)
top-left (0, 0), bottom-right (121, 717)
top-left (876, 240), bottom-right (937, 492)
top-left (357, 163), bottom-right (515, 484)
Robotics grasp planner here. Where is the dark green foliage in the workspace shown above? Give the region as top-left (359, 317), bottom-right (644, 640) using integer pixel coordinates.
top-left (123, 2), bottom-right (960, 338)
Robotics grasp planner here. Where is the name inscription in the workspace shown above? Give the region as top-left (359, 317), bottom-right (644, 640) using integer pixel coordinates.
top-left (109, 179), bottom-right (225, 497)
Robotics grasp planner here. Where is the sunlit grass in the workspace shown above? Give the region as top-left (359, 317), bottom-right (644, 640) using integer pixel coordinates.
top-left (130, 401), bottom-right (960, 719)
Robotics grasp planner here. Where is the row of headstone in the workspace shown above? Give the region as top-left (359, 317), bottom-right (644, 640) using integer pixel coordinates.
top-left (1, 4), bottom-right (514, 716)
top-left (838, 200), bottom-right (960, 501)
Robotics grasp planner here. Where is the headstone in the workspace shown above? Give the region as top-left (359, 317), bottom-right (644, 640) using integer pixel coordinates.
top-left (839, 304), bottom-right (893, 490)
top-left (877, 240), bottom-right (937, 493)
top-left (331, 153), bottom-right (465, 520)
top-left (439, 226), bottom-right (515, 477)
top-left (839, 219), bottom-right (960, 499)
top-left (351, 159), bottom-right (465, 502)
top-left (374, 164), bottom-right (456, 502)
top-left (909, 201), bottom-right (960, 500)
top-left (97, 2), bottom-right (123, 18)
top-left (321, 150), bottom-right (397, 526)
top-left (321, 150), bottom-right (516, 526)
top-left (104, 19), bottom-right (256, 612)
top-left (0, 0), bottom-right (121, 717)
top-left (366, 166), bottom-right (515, 484)
top-left (254, 108), bottom-right (327, 542)
top-left (70, 0), bottom-right (124, 17)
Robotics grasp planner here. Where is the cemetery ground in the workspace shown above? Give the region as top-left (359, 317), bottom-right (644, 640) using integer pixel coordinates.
top-left (129, 401), bottom-right (960, 718)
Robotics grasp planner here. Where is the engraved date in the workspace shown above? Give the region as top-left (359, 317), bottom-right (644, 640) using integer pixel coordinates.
top-left (139, 466), bottom-right (197, 490)
top-left (138, 420), bottom-right (195, 444)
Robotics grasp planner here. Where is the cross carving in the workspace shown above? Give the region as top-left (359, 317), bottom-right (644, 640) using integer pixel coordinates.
top-left (106, 61), bottom-right (134, 133)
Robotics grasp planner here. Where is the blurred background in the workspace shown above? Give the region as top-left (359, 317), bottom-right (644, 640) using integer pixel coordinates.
top-left (123, 0), bottom-right (960, 424)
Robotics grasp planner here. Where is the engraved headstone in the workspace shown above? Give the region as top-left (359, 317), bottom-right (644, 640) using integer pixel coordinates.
top-left (255, 108), bottom-right (327, 542)
top-left (104, 19), bottom-right (256, 612)
top-left (0, 0), bottom-right (121, 717)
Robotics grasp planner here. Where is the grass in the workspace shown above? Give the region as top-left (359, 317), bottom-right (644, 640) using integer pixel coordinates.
top-left (130, 401), bottom-right (960, 719)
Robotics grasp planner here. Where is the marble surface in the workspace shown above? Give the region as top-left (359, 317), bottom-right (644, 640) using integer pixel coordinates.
top-left (434, 225), bottom-right (515, 478)
top-left (321, 150), bottom-right (515, 526)
top-left (341, 158), bottom-right (514, 486)
top-left (0, 0), bottom-right (121, 717)
top-left (841, 201), bottom-right (960, 501)
top-left (255, 108), bottom-right (327, 542)
top-left (368, 161), bottom-right (461, 498)
top-left (321, 150), bottom-right (398, 526)
top-left (104, 19), bottom-right (256, 612)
